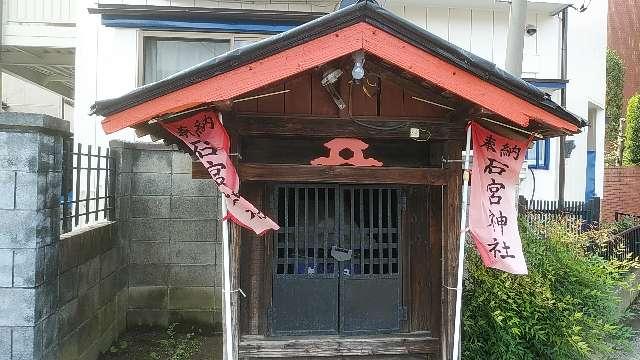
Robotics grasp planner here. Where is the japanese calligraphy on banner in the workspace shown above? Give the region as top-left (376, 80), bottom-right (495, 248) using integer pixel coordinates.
top-left (160, 111), bottom-right (279, 235)
top-left (469, 122), bottom-right (532, 275)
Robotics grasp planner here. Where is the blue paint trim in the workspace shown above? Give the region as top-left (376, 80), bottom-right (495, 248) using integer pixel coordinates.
top-left (102, 16), bottom-right (299, 34)
top-left (585, 150), bottom-right (596, 201)
top-left (526, 81), bottom-right (567, 90)
top-left (527, 139), bottom-right (550, 170)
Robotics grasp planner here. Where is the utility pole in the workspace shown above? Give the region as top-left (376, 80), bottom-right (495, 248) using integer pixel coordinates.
top-left (505, 0), bottom-right (527, 76)
top-left (558, 8), bottom-right (568, 209)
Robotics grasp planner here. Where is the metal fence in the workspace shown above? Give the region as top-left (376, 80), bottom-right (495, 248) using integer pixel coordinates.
top-left (60, 140), bottom-right (116, 233)
top-left (520, 197), bottom-right (601, 232)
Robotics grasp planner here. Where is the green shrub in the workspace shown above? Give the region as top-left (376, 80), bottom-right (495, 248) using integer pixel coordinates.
top-left (606, 50), bottom-right (625, 155)
top-left (462, 220), bottom-right (635, 360)
top-left (624, 94), bottom-right (640, 165)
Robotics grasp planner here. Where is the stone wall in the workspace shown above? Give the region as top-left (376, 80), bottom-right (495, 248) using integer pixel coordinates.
top-left (110, 141), bottom-right (222, 332)
top-left (602, 166), bottom-right (640, 222)
top-left (56, 222), bottom-right (127, 359)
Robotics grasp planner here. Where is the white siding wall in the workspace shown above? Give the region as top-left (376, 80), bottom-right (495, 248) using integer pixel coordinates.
top-left (2, 0), bottom-right (77, 47)
top-left (73, 1), bottom-right (606, 201)
top-left (95, 0), bottom-right (337, 13)
top-left (1, 73), bottom-right (73, 121)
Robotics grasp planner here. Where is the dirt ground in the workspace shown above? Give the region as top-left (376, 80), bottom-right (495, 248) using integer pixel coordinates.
top-left (99, 326), bottom-right (222, 360)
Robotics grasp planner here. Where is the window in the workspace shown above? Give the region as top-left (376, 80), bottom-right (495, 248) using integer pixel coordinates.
top-left (143, 37), bottom-right (231, 84)
top-left (526, 139), bottom-right (550, 169)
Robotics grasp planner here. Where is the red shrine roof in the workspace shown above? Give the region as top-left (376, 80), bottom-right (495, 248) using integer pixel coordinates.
top-left (91, 0), bottom-right (584, 136)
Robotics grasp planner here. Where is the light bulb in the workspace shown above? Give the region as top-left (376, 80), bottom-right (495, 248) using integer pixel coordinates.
top-left (352, 65), bottom-right (365, 80)
top-left (352, 51), bottom-right (365, 81)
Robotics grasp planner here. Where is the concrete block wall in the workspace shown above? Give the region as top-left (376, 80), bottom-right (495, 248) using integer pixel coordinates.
top-left (0, 113), bottom-right (68, 360)
top-left (110, 141), bottom-right (223, 332)
top-left (56, 222), bottom-right (127, 360)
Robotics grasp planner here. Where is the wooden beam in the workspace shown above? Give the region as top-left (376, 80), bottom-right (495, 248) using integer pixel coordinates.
top-left (441, 140), bottom-right (463, 359)
top-left (193, 163), bottom-right (452, 185)
top-left (228, 115), bottom-right (466, 140)
top-left (239, 334), bottom-right (440, 358)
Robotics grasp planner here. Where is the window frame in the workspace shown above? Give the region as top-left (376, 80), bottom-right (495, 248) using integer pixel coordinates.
top-left (137, 30), bottom-right (267, 86)
top-left (527, 138), bottom-right (550, 170)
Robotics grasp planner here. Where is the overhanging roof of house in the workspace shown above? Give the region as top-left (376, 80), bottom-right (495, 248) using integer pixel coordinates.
top-left (92, 0), bottom-right (584, 135)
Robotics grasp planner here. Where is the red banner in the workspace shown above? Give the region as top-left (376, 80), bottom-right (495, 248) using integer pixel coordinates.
top-left (160, 111), bottom-right (279, 235)
top-left (469, 122), bottom-right (531, 274)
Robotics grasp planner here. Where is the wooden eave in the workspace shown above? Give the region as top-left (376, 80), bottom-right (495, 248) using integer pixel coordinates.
top-left (94, 3), bottom-right (582, 138)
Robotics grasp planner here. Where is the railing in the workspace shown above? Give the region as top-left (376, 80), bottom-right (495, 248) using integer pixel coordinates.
top-left (607, 226), bottom-right (640, 261)
top-left (520, 197), bottom-right (601, 232)
top-left (60, 140), bottom-right (116, 233)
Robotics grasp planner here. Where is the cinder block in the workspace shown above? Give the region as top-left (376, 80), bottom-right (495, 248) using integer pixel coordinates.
top-left (169, 219), bottom-right (218, 242)
top-left (116, 173), bottom-right (132, 196)
top-left (130, 196), bottom-right (171, 218)
top-left (171, 174), bottom-right (217, 196)
top-left (78, 257), bottom-right (100, 293)
top-left (172, 152), bottom-right (193, 174)
top-left (42, 345), bottom-right (58, 360)
top-left (129, 286), bottom-right (168, 309)
top-left (0, 288), bottom-right (35, 326)
top-left (0, 171), bottom-right (15, 209)
top-left (0, 132), bottom-right (39, 172)
top-left (59, 327), bottom-right (79, 360)
top-left (13, 248), bottom-right (39, 288)
top-left (58, 235), bottom-right (81, 273)
top-left (129, 264), bottom-right (168, 286)
top-left (77, 231), bottom-right (101, 265)
top-left (35, 279), bottom-right (58, 323)
top-left (98, 270), bottom-right (126, 307)
top-left (12, 326), bottom-right (35, 360)
top-left (43, 244), bottom-right (57, 284)
top-left (168, 310), bottom-right (215, 329)
top-left (169, 242), bottom-right (216, 265)
top-left (128, 218), bottom-right (171, 242)
top-left (130, 242), bottom-right (168, 265)
top-left (77, 315), bottom-right (100, 351)
top-left (115, 196), bottom-right (130, 220)
top-left (168, 264), bottom-right (218, 287)
top-left (100, 297), bottom-right (117, 332)
top-left (132, 173), bottom-right (172, 196)
top-left (170, 196), bottom-right (218, 219)
top-left (169, 287), bottom-right (215, 310)
top-left (127, 309), bottom-right (169, 328)
top-left (0, 327), bottom-right (11, 360)
top-left (59, 268), bottom-right (79, 305)
top-left (100, 247), bottom-right (121, 280)
top-left (42, 314), bottom-right (58, 351)
top-left (0, 210), bottom-right (38, 249)
top-left (0, 249), bottom-right (12, 287)
top-left (131, 150), bottom-right (172, 174)
top-left (58, 299), bottom-right (79, 338)
top-left (77, 285), bottom-right (98, 323)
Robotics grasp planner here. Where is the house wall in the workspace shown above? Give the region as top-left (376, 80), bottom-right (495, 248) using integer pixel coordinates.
top-left (2, 74), bottom-right (73, 123)
top-left (74, 1), bottom-right (606, 202)
top-left (1, 0), bottom-right (76, 47)
top-left (608, 0), bottom-right (640, 105)
top-left (110, 141), bottom-right (223, 331)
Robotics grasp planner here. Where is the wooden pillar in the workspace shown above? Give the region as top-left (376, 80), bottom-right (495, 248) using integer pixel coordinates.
top-left (441, 140), bottom-right (463, 359)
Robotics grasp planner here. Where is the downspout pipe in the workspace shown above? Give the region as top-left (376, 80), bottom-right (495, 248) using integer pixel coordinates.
top-left (505, 0), bottom-right (527, 76)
